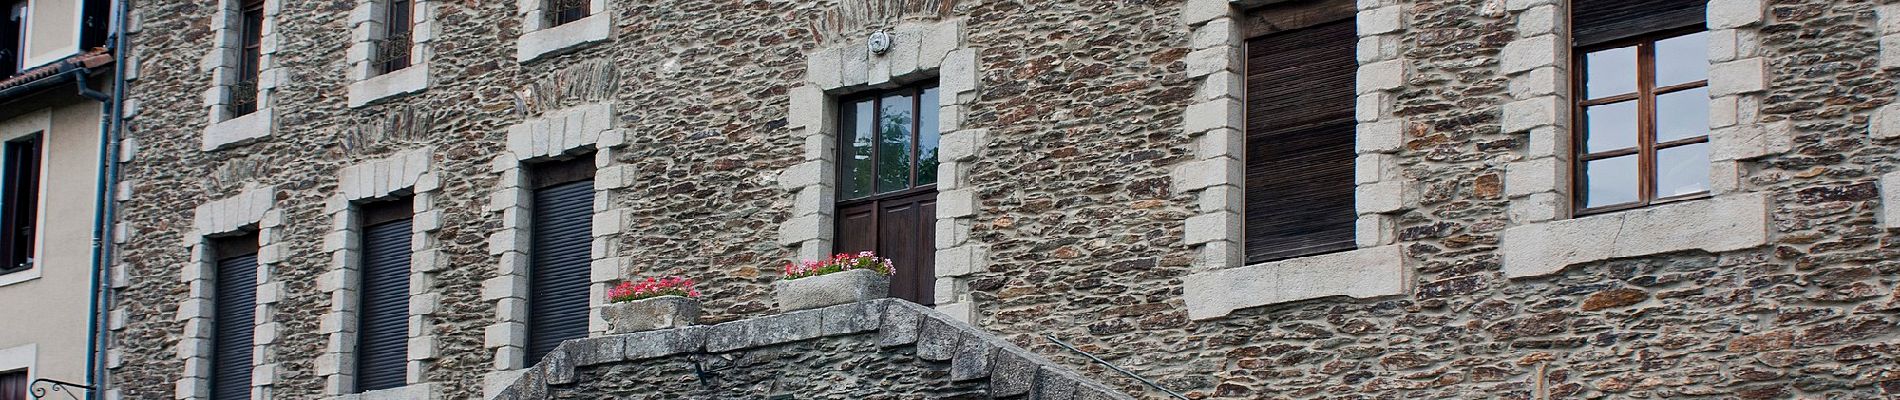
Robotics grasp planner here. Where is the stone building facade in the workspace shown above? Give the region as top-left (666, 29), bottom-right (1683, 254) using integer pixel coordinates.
top-left (104, 0), bottom-right (1900, 398)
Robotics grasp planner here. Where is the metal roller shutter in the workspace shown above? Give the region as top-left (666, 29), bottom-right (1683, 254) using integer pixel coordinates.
top-left (357, 218), bottom-right (411, 392)
top-left (1243, 18), bottom-right (1359, 264)
top-left (527, 179), bottom-right (593, 363)
top-left (211, 251), bottom-right (257, 400)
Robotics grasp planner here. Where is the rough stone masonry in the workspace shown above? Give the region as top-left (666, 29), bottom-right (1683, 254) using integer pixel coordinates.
top-left (106, 0), bottom-right (1899, 398)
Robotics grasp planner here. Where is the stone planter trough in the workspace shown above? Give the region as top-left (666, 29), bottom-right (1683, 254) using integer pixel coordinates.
top-left (600, 295), bottom-right (700, 334)
top-left (774, 268), bottom-right (890, 311)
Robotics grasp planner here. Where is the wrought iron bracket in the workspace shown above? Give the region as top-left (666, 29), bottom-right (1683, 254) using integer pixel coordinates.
top-left (29, 378), bottom-right (93, 400)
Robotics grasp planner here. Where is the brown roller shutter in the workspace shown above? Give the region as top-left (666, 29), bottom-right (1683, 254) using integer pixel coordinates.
top-left (1572, 0), bottom-right (1706, 47)
top-left (1243, 18), bottom-right (1358, 264)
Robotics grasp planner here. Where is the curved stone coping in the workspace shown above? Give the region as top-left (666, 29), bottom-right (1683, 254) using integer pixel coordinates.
top-left (495, 299), bottom-right (1133, 400)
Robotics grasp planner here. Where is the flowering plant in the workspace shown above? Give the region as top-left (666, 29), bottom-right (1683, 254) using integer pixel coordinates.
top-left (607, 276), bottom-right (702, 303)
top-left (782, 251), bottom-right (896, 280)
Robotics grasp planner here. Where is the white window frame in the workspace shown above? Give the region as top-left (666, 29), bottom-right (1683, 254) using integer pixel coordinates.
top-left (0, 109), bottom-right (48, 288)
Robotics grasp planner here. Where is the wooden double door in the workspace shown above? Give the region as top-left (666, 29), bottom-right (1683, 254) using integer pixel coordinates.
top-left (836, 190), bottom-right (936, 306)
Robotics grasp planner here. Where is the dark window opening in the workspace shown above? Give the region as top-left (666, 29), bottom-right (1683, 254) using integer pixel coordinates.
top-left (0, 134), bottom-right (40, 275)
top-left (1572, 0), bottom-right (1709, 215)
top-left (1242, 16), bottom-right (1358, 264)
top-left (0, 369), bottom-right (24, 400)
top-left (525, 156), bottom-right (594, 363)
top-left (210, 233), bottom-right (259, 400)
top-left (375, 0), bottom-right (412, 75)
top-left (836, 83), bottom-right (939, 306)
top-left (546, 0), bottom-right (589, 27)
top-left (2, 1), bottom-right (25, 78)
top-left (230, 0), bottom-right (266, 117)
top-left (355, 199), bottom-right (412, 393)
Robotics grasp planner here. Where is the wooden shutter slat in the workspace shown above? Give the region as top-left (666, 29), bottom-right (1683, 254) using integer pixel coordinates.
top-left (357, 217), bottom-right (411, 392)
top-left (527, 180), bottom-right (593, 363)
top-left (1572, 0), bottom-right (1706, 47)
top-left (1243, 19), bottom-right (1359, 264)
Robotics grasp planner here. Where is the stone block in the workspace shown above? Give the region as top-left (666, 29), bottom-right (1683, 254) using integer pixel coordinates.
top-left (1501, 95), bottom-right (1563, 133)
top-left (1037, 366), bottom-right (1083, 400)
top-left (878, 302), bottom-right (924, 348)
top-left (1357, 34), bottom-right (1401, 64)
top-left (1500, 35), bottom-right (1562, 75)
top-left (1355, 214), bottom-right (1396, 247)
top-left (776, 160), bottom-right (828, 190)
top-left (625, 326), bottom-right (708, 360)
top-left (1196, 185), bottom-right (1243, 214)
top-left (1183, 98), bottom-right (1243, 135)
top-left (755, 308), bottom-right (826, 347)
top-left (1508, 66), bottom-right (1564, 99)
top-left (1508, 192), bottom-right (1568, 224)
top-left (601, 296), bottom-right (700, 334)
top-left (1871, 104), bottom-right (1900, 140)
top-left (1708, 0), bottom-right (1764, 29)
top-left (914, 317), bottom-right (960, 361)
top-left (937, 189), bottom-right (978, 219)
top-left (949, 333), bottom-right (995, 381)
top-left (1184, 46), bottom-right (1239, 79)
top-left (1710, 122), bottom-right (1790, 161)
top-left (919, 19), bottom-right (963, 70)
top-left (703, 319), bottom-right (753, 353)
top-left (1880, 171), bottom-right (1900, 230)
top-left (1183, 211), bottom-right (1240, 245)
top-left (1180, 0), bottom-right (1232, 27)
top-left (1709, 58), bottom-right (1766, 96)
top-left (1182, 245), bottom-right (1408, 320)
top-left (1357, 6), bottom-right (1403, 35)
top-left (939, 128), bottom-right (987, 162)
top-left (1355, 154), bottom-right (1400, 185)
top-left (1170, 157), bottom-right (1242, 192)
top-left (1516, 5), bottom-right (1563, 36)
top-left (819, 300), bottom-right (887, 336)
top-left (805, 47), bottom-right (843, 89)
top-left (774, 269), bottom-right (890, 311)
top-left (935, 244), bottom-right (989, 277)
top-left (567, 336), bottom-right (626, 367)
top-left (777, 214), bottom-right (829, 245)
top-left (1356, 120), bottom-right (1403, 154)
top-left (1505, 157), bottom-right (1565, 198)
top-left (1356, 92), bottom-right (1388, 122)
top-left (1501, 193), bottom-right (1771, 278)
top-left (990, 349), bottom-right (1039, 397)
top-left (1196, 71), bottom-right (1243, 102)
top-left (1355, 180), bottom-right (1409, 215)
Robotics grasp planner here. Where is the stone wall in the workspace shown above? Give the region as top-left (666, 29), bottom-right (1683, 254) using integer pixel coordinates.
top-left (106, 0), bottom-right (1900, 399)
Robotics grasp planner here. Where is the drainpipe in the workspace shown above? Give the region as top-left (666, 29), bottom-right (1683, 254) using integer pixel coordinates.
top-left (84, 0), bottom-right (132, 397)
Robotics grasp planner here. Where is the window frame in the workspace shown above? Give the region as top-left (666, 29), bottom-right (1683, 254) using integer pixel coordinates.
top-left (0, 133), bottom-right (39, 276)
top-left (230, 0), bottom-right (266, 117)
top-left (546, 0), bottom-right (589, 27)
top-left (2, 1), bottom-right (25, 77)
top-left (834, 82), bottom-right (940, 207)
top-left (375, 0), bottom-right (414, 75)
top-left (1570, 25), bottom-right (1712, 216)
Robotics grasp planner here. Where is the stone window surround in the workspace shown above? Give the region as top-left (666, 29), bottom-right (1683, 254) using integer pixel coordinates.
top-left (0, 344), bottom-right (33, 383)
top-left (775, 18), bottom-right (982, 322)
top-left (172, 185), bottom-right (284, 400)
top-left (478, 102), bottom-right (632, 397)
top-left (1177, 0), bottom-right (1413, 321)
top-left (345, 0), bottom-right (437, 108)
top-left (314, 148), bottom-right (445, 398)
top-left (201, 0), bottom-right (285, 151)
top-left (1872, 5), bottom-right (1900, 233)
top-left (1496, 0), bottom-right (1778, 279)
top-left (515, 0), bottom-right (612, 63)
top-left (0, 110), bottom-right (50, 288)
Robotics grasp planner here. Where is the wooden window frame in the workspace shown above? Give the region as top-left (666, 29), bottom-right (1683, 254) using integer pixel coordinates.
top-left (231, 0), bottom-right (266, 117)
top-left (1570, 26), bottom-right (1710, 216)
top-left (375, 0), bottom-right (413, 75)
top-left (835, 82), bottom-right (940, 207)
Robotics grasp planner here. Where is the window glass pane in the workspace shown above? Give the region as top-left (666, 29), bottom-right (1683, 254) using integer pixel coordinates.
top-left (1655, 87), bottom-right (1709, 143)
top-left (875, 94), bottom-right (914, 194)
top-left (1584, 46), bottom-right (1637, 99)
top-left (841, 100), bottom-right (874, 199)
top-left (1583, 154), bottom-right (1639, 208)
top-left (1584, 100), bottom-right (1638, 153)
top-left (1655, 31), bottom-right (1709, 87)
top-left (916, 87), bottom-right (940, 186)
top-left (1656, 142), bottom-right (1710, 198)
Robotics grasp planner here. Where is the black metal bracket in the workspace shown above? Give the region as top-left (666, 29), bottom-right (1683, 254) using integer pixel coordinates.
top-left (29, 378), bottom-right (93, 400)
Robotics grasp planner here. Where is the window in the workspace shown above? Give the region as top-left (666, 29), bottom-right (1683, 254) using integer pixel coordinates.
top-left (210, 233), bottom-right (259, 400)
top-left (1242, 17), bottom-right (1357, 264)
top-left (1, 1), bottom-right (24, 77)
top-left (0, 134), bottom-right (39, 275)
top-left (375, 0), bottom-right (412, 75)
top-left (0, 369), bottom-right (23, 400)
top-left (1572, 0), bottom-right (1709, 214)
top-left (355, 199), bottom-right (411, 393)
top-left (231, 0), bottom-right (266, 117)
top-left (524, 157), bottom-right (592, 363)
top-left (836, 83), bottom-right (939, 305)
top-left (546, 0), bottom-right (588, 27)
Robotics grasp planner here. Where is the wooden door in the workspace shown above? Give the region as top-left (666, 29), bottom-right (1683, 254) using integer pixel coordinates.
top-left (837, 191), bottom-right (936, 305)
top-left (836, 83), bottom-right (941, 306)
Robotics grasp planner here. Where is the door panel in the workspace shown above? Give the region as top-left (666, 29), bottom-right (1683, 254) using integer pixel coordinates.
top-left (835, 191), bottom-right (936, 306)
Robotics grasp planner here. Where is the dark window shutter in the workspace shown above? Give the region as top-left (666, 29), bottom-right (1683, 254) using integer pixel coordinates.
top-left (1572, 0), bottom-right (1706, 47)
top-left (526, 179), bottom-right (593, 363)
top-left (356, 212), bottom-right (411, 393)
top-left (0, 369), bottom-right (26, 400)
top-left (211, 246), bottom-right (257, 400)
top-left (1243, 18), bottom-right (1358, 264)
top-left (835, 191), bottom-right (935, 306)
